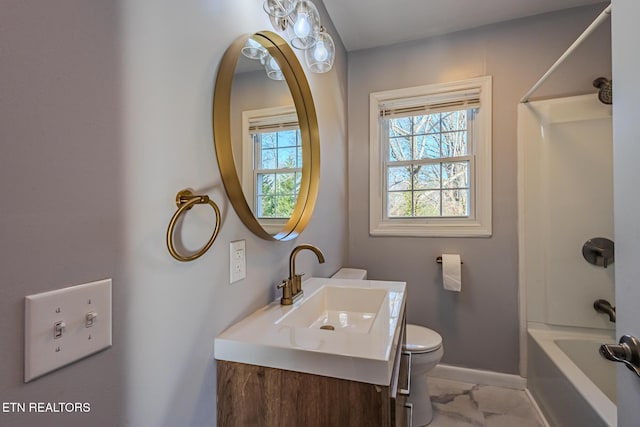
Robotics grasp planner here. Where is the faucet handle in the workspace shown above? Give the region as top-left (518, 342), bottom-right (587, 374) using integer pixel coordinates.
top-left (277, 280), bottom-right (293, 305)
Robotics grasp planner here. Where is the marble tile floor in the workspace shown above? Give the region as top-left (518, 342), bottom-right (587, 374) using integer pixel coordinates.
top-left (424, 377), bottom-right (546, 427)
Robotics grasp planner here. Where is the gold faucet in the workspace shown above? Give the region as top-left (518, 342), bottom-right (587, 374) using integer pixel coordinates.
top-left (277, 244), bottom-right (325, 305)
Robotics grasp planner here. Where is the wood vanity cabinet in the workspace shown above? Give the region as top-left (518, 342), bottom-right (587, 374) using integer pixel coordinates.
top-left (217, 316), bottom-right (409, 427)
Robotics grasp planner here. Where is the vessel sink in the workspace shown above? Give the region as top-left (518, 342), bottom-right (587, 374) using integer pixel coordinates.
top-left (214, 277), bottom-right (406, 385)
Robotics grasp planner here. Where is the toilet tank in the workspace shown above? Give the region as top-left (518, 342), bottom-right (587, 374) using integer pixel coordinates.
top-left (331, 268), bottom-right (367, 280)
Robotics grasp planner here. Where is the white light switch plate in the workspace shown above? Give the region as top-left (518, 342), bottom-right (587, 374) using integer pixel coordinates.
top-left (230, 240), bottom-right (246, 283)
top-left (24, 278), bottom-right (112, 382)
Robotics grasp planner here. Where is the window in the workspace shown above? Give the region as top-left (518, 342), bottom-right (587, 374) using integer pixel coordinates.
top-left (369, 76), bottom-right (492, 237)
top-left (242, 106), bottom-right (301, 233)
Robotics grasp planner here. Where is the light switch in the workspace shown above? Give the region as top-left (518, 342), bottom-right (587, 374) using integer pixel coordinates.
top-left (24, 278), bottom-right (112, 382)
top-left (230, 240), bottom-right (246, 283)
top-left (85, 311), bottom-right (97, 328)
top-left (54, 321), bottom-right (66, 339)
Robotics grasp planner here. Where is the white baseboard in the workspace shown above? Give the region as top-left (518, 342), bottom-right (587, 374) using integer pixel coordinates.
top-left (428, 364), bottom-right (527, 390)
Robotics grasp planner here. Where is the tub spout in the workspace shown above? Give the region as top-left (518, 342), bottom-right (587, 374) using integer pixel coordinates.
top-left (593, 299), bottom-right (616, 323)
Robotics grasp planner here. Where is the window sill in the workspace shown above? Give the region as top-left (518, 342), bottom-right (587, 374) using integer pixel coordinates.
top-left (369, 220), bottom-right (492, 237)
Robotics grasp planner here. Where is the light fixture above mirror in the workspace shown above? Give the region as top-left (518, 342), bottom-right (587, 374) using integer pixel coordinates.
top-left (262, 0), bottom-right (335, 73)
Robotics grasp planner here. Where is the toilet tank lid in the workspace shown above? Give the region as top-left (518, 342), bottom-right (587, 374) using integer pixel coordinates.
top-left (331, 268), bottom-right (367, 280)
top-left (404, 324), bottom-right (442, 352)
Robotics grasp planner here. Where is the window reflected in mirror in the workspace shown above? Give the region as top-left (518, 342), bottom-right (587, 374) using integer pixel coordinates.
top-left (242, 106), bottom-right (301, 232)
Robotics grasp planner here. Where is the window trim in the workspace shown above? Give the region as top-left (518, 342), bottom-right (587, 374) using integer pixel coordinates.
top-left (369, 76), bottom-right (492, 237)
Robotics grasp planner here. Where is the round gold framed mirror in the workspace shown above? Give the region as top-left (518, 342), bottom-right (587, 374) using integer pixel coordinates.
top-left (213, 31), bottom-right (320, 241)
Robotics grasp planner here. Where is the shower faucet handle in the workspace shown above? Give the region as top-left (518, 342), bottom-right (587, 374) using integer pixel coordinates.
top-left (582, 238), bottom-right (614, 268)
top-left (600, 335), bottom-right (640, 379)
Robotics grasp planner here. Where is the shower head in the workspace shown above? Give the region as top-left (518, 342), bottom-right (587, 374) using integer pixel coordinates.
top-left (593, 77), bottom-right (612, 105)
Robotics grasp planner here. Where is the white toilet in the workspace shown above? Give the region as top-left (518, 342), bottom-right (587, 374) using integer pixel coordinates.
top-left (331, 268), bottom-right (444, 427)
top-left (404, 324), bottom-right (444, 426)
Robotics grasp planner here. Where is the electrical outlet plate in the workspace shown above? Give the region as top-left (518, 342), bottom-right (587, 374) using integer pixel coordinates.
top-left (24, 278), bottom-right (112, 382)
top-left (230, 240), bottom-right (246, 283)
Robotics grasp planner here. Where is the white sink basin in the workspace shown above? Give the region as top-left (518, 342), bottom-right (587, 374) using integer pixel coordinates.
top-left (276, 286), bottom-right (387, 333)
top-left (214, 277), bottom-right (406, 385)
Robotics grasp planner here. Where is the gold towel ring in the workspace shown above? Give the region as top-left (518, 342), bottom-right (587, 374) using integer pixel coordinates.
top-left (166, 189), bottom-right (221, 262)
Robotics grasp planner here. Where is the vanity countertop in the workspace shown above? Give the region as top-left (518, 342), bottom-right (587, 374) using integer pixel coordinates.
top-left (214, 277), bottom-right (406, 385)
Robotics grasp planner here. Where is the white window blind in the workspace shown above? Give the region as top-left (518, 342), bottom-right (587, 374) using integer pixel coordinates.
top-left (379, 88), bottom-right (481, 118)
top-left (248, 112), bottom-right (298, 132)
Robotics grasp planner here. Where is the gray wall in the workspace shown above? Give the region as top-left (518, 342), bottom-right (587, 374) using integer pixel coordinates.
top-left (347, 4), bottom-right (611, 374)
top-left (0, 1), bottom-right (348, 426)
top-left (1, 1), bottom-right (125, 425)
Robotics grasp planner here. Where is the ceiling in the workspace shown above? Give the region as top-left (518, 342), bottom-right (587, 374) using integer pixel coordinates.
top-left (322, 0), bottom-right (607, 51)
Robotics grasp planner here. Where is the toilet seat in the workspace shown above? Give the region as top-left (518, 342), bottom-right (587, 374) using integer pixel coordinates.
top-left (404, 324), bottom-right (442, 353)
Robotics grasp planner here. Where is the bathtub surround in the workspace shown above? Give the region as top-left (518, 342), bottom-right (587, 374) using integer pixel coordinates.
top-left (519, 94), bottom-right (614, 331)
top-left (519, 93), bottom-right (615, 426)
top-left (347, 3), bottom-right (611, 374)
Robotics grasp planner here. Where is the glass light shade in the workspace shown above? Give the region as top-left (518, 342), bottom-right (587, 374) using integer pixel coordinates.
top-left (285, 1), bottom-right (321, 49)
top-left (263, 54), bottom-right (285, 80)
top-left (263, 0), bottom-right (295, 18)
top-left (241, 38), bottom-right (268, 60)
top-left (305, 30), bottom-right (335, 73)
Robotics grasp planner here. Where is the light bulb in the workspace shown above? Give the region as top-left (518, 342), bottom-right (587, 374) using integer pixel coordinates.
top-left (313, 40), bottom-right (328, 62)
top-left (265, 55), bottom-right (284, 80)
top-left (241, 38), bottom-right (267, 60)
top-left (305, 29), bottom-right (335, 73)
top-left (293, 14), bottom-right (311, 38)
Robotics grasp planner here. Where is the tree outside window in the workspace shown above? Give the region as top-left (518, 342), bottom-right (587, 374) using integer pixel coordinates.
top-left (386, 109), bottom-right (473, 218)
top-left (253, 128), bottom-right (302, 219)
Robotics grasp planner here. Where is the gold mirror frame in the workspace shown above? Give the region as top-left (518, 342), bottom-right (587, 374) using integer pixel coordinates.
top-left (213, 31), bottom-right (320, 241)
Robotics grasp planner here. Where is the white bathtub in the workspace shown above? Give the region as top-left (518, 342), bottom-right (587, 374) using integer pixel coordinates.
top-left (528, 325), bottom-right (616, 427)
